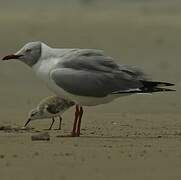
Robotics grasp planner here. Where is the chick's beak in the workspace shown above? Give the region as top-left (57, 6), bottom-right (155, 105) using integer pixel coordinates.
top-left (2, 54), bottom-right (23, 60)
top-left (24, 118), bottom-right (31, 127)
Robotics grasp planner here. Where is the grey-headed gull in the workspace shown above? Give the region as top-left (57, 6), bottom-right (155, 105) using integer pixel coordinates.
top-left (25, 96), bottom-right (74, 130)
top-left (2, 42), bottom-right (175, 136)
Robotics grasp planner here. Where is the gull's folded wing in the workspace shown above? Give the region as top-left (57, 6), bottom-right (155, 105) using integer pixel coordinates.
top-left (50, 68), bottom-right (143, 97)
top-left (50, 49), bottom-right (148, 97)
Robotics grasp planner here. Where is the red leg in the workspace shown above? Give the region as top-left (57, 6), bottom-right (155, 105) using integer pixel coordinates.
top-left (76, 106), bottom-right (83, 137)
top-left (71, 105), bottom-right (80, 137)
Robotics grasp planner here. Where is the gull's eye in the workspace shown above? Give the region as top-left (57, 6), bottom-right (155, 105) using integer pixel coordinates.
top-left (26, 49), bottom-right (32, 53)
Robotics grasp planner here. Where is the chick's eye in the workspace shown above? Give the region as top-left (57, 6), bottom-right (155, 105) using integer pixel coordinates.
top-left (31, 112), bottom-right (36, 116)
top-left (26, 49), bottom-right (32, 53)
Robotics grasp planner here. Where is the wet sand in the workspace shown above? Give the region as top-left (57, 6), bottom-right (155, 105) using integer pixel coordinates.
top-left (1, 112), bottom-right (181, 180)
top-left (0, 1), bottom-right (181, 179)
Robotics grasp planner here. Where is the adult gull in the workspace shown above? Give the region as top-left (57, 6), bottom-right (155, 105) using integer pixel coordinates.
top-left (2, 42), bottom-right (175, 136)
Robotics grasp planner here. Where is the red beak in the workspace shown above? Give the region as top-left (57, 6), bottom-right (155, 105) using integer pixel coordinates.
top-left (2, 54), bottom-right (22, 60)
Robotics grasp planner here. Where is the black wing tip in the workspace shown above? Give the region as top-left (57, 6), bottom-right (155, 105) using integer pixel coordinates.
top-left (112, 87), bottom-right (176, 95)
top-left (141, 80), bottom-right (175, 87)
top-left (160, 82), bottom-right (175, 87)
top-left (156, 88), bottom-right (176, 92)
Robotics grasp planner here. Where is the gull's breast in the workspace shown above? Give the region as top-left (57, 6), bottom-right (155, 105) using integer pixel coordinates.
top-left (33, 58), bottom-right (56, 83)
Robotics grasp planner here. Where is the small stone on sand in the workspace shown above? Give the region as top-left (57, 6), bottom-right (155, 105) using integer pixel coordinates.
top-left (31, 132), bottom-right (50, 141)
top-left (0, 125), bottom-right (12, 131)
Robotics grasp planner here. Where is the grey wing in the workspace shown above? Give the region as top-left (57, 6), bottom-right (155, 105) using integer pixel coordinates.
top-left (118, 65), bottom-right (148, 80)
top-left (50, 50), bottom-right (146, 97)
top-left (50, 68), bottom-right (144, 97)
top-left (60, 49), bottom-right (120, 72)
top-left (60, 49), bottom-right (147, 79)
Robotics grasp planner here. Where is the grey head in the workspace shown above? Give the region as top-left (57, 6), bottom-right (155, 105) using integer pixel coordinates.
top-left (2, 41), bottom-right (43, 66)
top-left (24, 108), bottom-right (44, 127)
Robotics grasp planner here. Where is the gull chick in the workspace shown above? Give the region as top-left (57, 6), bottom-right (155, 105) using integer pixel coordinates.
top-left (25, 96), bottom-right (74, 130)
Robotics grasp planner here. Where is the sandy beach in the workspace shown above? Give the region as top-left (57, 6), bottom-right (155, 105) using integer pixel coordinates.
top-left (0, 1), bottom-right (180, 179)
